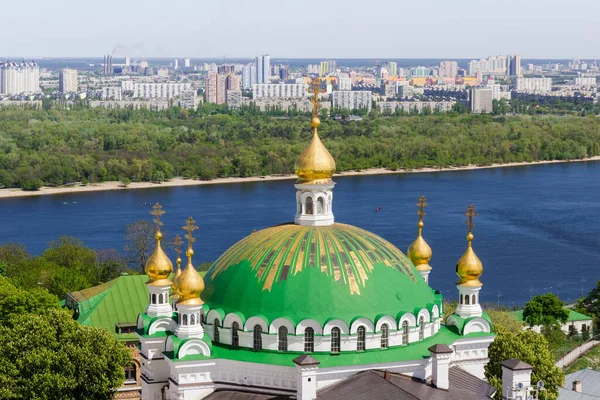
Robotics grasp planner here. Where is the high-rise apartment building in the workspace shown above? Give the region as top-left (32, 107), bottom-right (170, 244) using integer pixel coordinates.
top-left (255, 55), bottom-right (270, 84)
top-left (205, 72), bottom-right (228, 104)
top-left (471, 88), bottom-right (493, 113)
top-left (508, 55), bottom-right (521, 77)
top-left (252, 84), bottom-right (307, 99)
top-left (59, 68), bottom-right (78, 93)
top-left (385, 62), bottom-right (398, 77)
top-left (0, 61), bottom-right (40, 95)
top-left (515, 77), bottom-right (551, 93)
top-left (468, 56), bottom-right (507, 75)
top-left (173, 59), bottom-right (179, 69)
top-left (184, 58), bottom-right (191, 68)
top-left (132, 82), bottom-right (192, 99)
top-left (332, 91), bottom-right (372, 111)
top-left (103, 55), bottom-right (113, 75)
top-left (225, 74), bottom-right (240, 92)
top-left (125, 56), bottom-right (131, 66)
top-left (242, 64), bottom-right (256, 89)
top-left (337, 75), bottom-right (352, 91)
top-left (439, 61), bottom-right (458, 78)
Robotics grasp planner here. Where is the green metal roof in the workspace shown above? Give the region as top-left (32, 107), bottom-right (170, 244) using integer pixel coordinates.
top-left (203, 223), bottom-right (439, 326)
top-left (69, 275), bottom-right (149, 341)
top-left (510, 309), bottom-right (592, 324)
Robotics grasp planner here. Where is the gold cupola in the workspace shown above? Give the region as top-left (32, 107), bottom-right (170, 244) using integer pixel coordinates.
top-left (145, 203), bottom-right (173, 286)
top-left (294, 77), bottom-right (336, 184)
top-left (456, 204), bottom-right (483, 287)
top-left (170, 234), bottom-right (184, 302)
top-left (407, 196), bottom-right (432, 276)
top-left (174, 217), bottom-right (205, 306)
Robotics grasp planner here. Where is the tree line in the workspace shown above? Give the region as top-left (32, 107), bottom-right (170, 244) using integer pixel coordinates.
top-left (1, 106), bottom-right (599, 190)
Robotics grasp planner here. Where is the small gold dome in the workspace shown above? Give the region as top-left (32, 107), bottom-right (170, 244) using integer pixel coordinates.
top-left (294, 130), bottom-right (336, 184)
top-left (456, 232), bottom-right (483, 287)
top-left (175, 249), bottom-right (205, 306)
top-left (171, 257), bottom-right (183, 292)
top-left (145, 231), bottom-right (173, 286)
top-left (407, 221), bottom-right (432, 272)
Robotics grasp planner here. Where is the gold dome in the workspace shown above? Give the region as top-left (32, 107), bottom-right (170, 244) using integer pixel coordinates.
top-left (407, 221), bottom-right (432, 272)
top-left (456, 232), bottom-right (483, 287)
top-left (294, 127), bottom-right (336, 184)
top-left (145, 231), bottom-right (173, 286)
top-left (175, 248), bottom-right (205, 306)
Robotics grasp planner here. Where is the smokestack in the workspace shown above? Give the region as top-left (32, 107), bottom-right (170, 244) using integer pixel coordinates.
top-left (572, 380), bottom-right (582, 393)
top-left (384, 371), bottom-right (390, 381)
top-left (428, 344), bottom-right (453, 390)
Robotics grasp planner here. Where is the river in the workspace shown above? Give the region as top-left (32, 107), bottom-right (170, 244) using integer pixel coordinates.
top-left (2, 161), bottom-right (600, 306)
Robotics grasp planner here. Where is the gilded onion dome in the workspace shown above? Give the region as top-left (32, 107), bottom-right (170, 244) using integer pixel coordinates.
top-left (145, 230), bottom-right (174, 286)
top-left (294, 78), bottom-right (336, 185)
top-left (170, 235), bottom-right (184, 301)
top-left (407, 196), bottom-right (432, 273)
top-left (174, 217), bottom-right (205, 306)
top-left (456, 205), bottom-right (483, 287)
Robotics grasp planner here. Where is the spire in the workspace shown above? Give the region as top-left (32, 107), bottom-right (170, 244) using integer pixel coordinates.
top-left (407, 196), bottom-right (432, 283)
top-left (144, 203), bottom-right (173, 286)
top-left (456, 204), bottom-right (483, 287)
top-left (174, 217), bottom-right (205, 306)
top-left (294, 77), bottom-right (336, 185)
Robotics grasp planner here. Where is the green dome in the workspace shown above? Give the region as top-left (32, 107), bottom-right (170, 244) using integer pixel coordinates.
top-left (202, 223), bottom-right (437, 326)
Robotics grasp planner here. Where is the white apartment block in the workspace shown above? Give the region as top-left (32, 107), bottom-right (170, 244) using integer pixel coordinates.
top-left (179, 89), bottom-right (198, 110)
top-left (575, 77), bottom-right (597, 87)
top-left (133, 82), bottom-right (192, 99)
top-left (120, 80), bottom-right (135, 91)
top-left (377, 100), bottom-right (455, 114)
top-left (338, 76), bottom-right (352, 91)
top-left (439, 61), bottom-right (458, 78)
top-left (515, 77), bottom-right (552, 93)
top-left (332, 91), bottom-right (372, 111)
top-left (468, 56), bottom-right (507, 75)
top-left (471, 88), bottom-right (493, 113)
top-left (0, 61), bottom-right (40, 95)
top-left (59, 69), bottom-right (78, 93)
top-left (101, 87), bottom-right (123, 100)
top-left (252, 84), bottom-right (307, 99)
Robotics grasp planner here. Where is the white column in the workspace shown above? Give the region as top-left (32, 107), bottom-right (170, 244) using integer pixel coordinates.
top-left (294, 355), bottom-right (319, 400)
top-left (145, 285), bottom-right (172, 317)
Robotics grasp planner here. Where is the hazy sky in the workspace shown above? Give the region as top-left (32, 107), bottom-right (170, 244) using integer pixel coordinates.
top-left (3, 0), bottom-right (599, 59)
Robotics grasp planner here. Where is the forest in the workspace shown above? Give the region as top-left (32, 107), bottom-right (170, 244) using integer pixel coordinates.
top-left (0, 105), bottom-right (599, 189)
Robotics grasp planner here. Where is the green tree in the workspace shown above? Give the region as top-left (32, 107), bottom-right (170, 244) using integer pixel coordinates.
top-left (0, 309), bottom-right (131, 400)
top-left (523, 293), bottom-right (569, 327)
top-left (487, 309), bottom-right (524, 333)
top-left (0, 277), bottom-right (59, 325)
top-left (575, 280), bottom-right (600, 318)
top-left (485, 327), bottom-right (564, 400)
top-left (124, 220), bottom-right (155, 271)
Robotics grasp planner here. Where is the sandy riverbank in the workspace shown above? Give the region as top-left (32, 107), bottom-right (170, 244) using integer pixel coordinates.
top-left (1, 156), bottom-right (599, 199)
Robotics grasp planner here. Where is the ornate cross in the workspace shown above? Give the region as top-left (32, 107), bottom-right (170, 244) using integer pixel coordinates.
top-left (464, 204), bottom-right (478, 233)
top-left (309, 77), bottom-right (324, 118)
top-left (416, 196), bottom-right (428, 221)
top-left (183, 217), bottom-right (199, 249)
top-left (172, 234), bottom-right (184, 257)
top-left (150, 203), bottom-right (165, 230)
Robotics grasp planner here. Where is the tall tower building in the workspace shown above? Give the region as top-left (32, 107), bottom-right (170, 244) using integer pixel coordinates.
top-left (205, 72), bottom-right (227, 104)
top-left (103, 55), bottom-right (113, 75)
top-left (173, 59), bottom-right (179, 69)
top-left (255, 54), bottom-right (270, 84)
top-left (59, 68), bottom-right (78, 93)
top-left (508, 54), bottom-right (521, 77)
top-left (184, 58), bottom-right (191, 68)
top-left (439, 61), bottom-right (458, 78)
top-left (0, 61), bottom-right (40, 95)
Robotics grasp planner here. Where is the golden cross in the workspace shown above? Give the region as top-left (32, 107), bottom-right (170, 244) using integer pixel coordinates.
top-left (172, 234), bottom-right (184, 256)
top-left (416, 196), bottom-right (428, 221)
top-left (464, 204), bottom-right (478, 233)
top-left (182, 216), bottom-right (199, 249)
top-left (150, 203), bottom-right (165, 230)
top-left (309, 77), bottom-right (324, 118)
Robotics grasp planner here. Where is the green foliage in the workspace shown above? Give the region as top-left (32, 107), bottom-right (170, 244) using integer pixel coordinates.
top-left (485, 326), bottom-right (564, 400)
top-left (0, 308), bottom-right (131, 399)
top-left (0, 276), bottom-right (59, 325)
top-left (523, 293), bottom-right (569, 327)
top-left (0, 107), bottom-right (599, 189)
top-left (486, 309), bottom-right (524, 333)
top-left (575, 280), bottom-right (600, 319)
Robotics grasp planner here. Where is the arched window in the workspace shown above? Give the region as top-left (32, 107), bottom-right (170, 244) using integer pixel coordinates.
top-left (317, 197), bottom-right (325, 214)
top-left (331, 327), bottom-right (341, 353)
top-left (231, 322), bottom-right (239, 347)
top-left (182, 314), bottom-right (188, 326)
top-left (278, 326), bottom-right (288, 351)
top-left (151, 294), bottom-right (156, 304)
top-left (381, 324), bottom-right (389, 349)
top-left (357, 326), bottom-right (366, 351)
top-left (304, 327), bottom-right (314, 353)
top-left (419, 317), bottom-right (424, 340)
top-left (402, 321), bottom-right (409, 345)
top-left (190, 314), bottom-right (196, 325)
top-left (253, 325), bottom-right (262, 351)
top-left (465, 295), bottom-right (470, 305)
top-left (472, 294), bottom-right (476, 304)
top-left (214, 319), bottom-right (220, 343)
top-left (460, 294), bottom-right (463, 304)
top-left (305, 198), bottom-right (313, 215)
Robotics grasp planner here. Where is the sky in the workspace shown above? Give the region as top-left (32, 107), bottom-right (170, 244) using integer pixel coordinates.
top-left (3, 0), bottom-right (599, 59)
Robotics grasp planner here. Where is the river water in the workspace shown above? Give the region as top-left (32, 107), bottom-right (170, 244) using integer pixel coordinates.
top-left (2, 161), bottom-right (600, 306)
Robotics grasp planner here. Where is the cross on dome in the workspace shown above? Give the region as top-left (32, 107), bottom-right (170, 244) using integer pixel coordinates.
top-left (464, 204), bottom-right (478, 234)
top-left (183, 217), bottom-right (199, 250)
top-left (150, 203), bottom-right (165, 231)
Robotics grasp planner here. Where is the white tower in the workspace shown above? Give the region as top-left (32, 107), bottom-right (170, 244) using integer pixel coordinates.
top-left (294, 78), bottom-right (336, 227)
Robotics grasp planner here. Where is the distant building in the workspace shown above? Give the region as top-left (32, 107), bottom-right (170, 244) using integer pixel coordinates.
top-left (471, 88), bottom-right (493, 113)
top-left (157, 68), bottom-right (169, 77)
top-left (59, 68), bottom-right (78, 93)
top-left (377, 100), bottom-right (455, 114)
top-left (125, 56), bottom-right (131, 66)
top-left (515, 77), bottom-right (552, 93)
top-left (0, 61), bottom-right (40, 95)
top-left (173, 59), bottom-right (179, 69)
top-left (410, 66), bottom-right (430, 77)
top-left (226, 90), bottom-right (242, 109)
top-left (510, 309), bottom-right (592, 335)
top-left (385, 62), bottom-right (398, 77)
top-left (255, 54), bottom-right (270, 84)
top-left (252, 83), bottom-right (307, 99)
top-left (439, 61), bottom-right (458, 78)
top-left (380, 84), bottom-right (395, 97)
top-left (132, 82), bottom-right (192, 99)
top-left (103, 55), bottom-right (113, 75)
top-left (179, 89), bottom-right (198, 110)
top-left (242, 64), bottom-right (256, 90)
top-left (332, 90), bottom-right (372, 111)
top-left (205, 72), bottom-right (226, 104)
top-left (218, 65), bottom-right (235, 75)
top-left (468, 56), bottom-right (507, 75)
top-left (183, 58), bottom-right (191, 68)
top-left (575, 77), bottom-right (596, 87)
top-left (101, 87), bottom-right (122, 100)
top-left (225, 74), bottom-right (240, 92)
top-left (508, 54), bottom-right (522, 77)
top-left (337, 76), bottom-right (352, 91)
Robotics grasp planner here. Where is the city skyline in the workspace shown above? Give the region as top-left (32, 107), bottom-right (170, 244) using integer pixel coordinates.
top-left (3, 0), bottom-right (599, 59)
